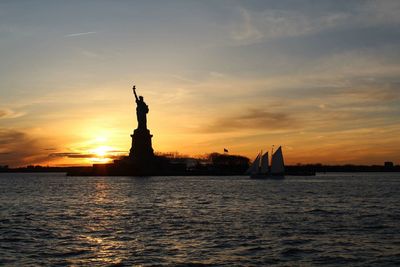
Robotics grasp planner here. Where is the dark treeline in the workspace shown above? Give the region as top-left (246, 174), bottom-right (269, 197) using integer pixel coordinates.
top-left (0, 165), bottom-right (90, 173)
top-left (1, 161), bottom-right (399, 174)
top-left (287, 163), bottom-right (400, 173)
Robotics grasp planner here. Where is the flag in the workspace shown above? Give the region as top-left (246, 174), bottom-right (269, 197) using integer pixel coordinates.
top-left (224, 148), bottom-right (228, 153)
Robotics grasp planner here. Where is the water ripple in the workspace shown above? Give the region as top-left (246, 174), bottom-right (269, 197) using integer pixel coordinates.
top-left (0, 173), bottom-right (399, 266)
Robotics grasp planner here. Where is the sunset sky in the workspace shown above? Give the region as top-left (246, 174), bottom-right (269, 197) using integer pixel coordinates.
top-left (1, 0), bottom-right (400, 167)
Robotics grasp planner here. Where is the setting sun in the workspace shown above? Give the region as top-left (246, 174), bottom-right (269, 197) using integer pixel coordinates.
top-left (88, 146), bottom-right (116, 164)
top-left (92, 146), bottom-right (112, 157)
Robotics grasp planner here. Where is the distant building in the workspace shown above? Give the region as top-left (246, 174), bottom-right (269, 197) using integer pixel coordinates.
top-left (384, 161), bottom-right (394, 168)
top-left (0, 165), bottom-right (9, 172)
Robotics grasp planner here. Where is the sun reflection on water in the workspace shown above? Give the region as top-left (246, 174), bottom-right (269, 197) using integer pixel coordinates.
top-left (68, 179), bottom-right (130, 266)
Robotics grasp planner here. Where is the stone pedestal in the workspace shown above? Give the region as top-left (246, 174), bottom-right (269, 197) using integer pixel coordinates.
top-left (129, 128), bottom-right (154, 164)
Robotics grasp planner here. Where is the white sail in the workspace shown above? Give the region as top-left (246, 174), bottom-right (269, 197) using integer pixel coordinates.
top-left (246, 153), bottom-right (261, 174)
top-left (271, 146), bottom-right (284, 175)
top-left (260, 152), bottom-right (269, 173)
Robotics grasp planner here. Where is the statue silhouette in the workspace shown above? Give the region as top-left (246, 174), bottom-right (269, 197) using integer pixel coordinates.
top-left (129, 84), bottom-right (154, 163)
top-left (133, 85), bottom-right (149, 130)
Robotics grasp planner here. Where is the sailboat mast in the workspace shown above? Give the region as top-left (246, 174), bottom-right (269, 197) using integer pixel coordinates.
top-left (271, 145), bottom-right (274, 165)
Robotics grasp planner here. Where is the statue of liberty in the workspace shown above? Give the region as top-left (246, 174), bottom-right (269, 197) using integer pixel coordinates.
top-left (128, 84), bottom-right (154, 168)
top-left (132, 85), bottom-right (149, 130)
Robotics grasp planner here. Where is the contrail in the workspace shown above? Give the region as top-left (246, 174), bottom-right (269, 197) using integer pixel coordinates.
top-left (65, 31), bottom-right (96, 37)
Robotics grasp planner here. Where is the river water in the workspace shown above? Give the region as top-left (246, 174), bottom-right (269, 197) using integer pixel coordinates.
top-left (0, 173), bottom-right (399, 266)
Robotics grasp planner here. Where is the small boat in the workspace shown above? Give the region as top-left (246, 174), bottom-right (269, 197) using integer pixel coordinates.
top-left (247, 146), bottom-right (285, 179)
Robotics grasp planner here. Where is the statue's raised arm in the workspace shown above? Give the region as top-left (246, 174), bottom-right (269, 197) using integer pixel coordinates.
top-left (131, 84), bottom-right (149, 130)
top-left (132, 85), bottom-right (139, 101)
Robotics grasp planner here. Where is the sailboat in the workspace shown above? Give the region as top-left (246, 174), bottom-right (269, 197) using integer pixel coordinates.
top-left (246, 146), bottom-right (285, 179)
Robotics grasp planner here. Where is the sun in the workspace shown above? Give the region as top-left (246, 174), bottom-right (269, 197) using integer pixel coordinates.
top-left (88, 146), bottom-right (115, 164)
top-left (92, 146), bottom-right (110, 157)
top-left (81, 135), bottom-right (125, 164)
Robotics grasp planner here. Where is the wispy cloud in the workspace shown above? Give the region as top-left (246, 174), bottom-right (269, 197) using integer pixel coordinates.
top-left (49, 152), bottom-right (96, 158)
top-left (64, 31), bottom-right (97, 37)
top-left (230, 1), bottom-right (400, 45)
top-left (0, 108), bottom-right (25, 119)
top-left (230, 7), bottom-right (349, 45)
top-left (49, 151), bottom-right (125, 159)
top-left (200, 108), bottom-right (296, 133)
top-left (231, 8), bottom-right (263, 43)
top-left (0, 129), bottom-right (48, 166)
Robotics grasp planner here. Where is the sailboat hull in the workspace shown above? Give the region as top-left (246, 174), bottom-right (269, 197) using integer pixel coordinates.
top-left (269, 174), bottom-right (285, 179)
top-left (250, 173), bottom-right (284, 179)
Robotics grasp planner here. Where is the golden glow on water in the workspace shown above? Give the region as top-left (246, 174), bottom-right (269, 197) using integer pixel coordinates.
top-left (93, 181), bottom-right (110, 203)
top-left (70, 180), bottom-right (128, 265)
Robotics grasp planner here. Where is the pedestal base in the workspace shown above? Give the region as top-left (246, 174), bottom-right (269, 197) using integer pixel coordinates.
top-left (129, 128), bottom-right (154, 164)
